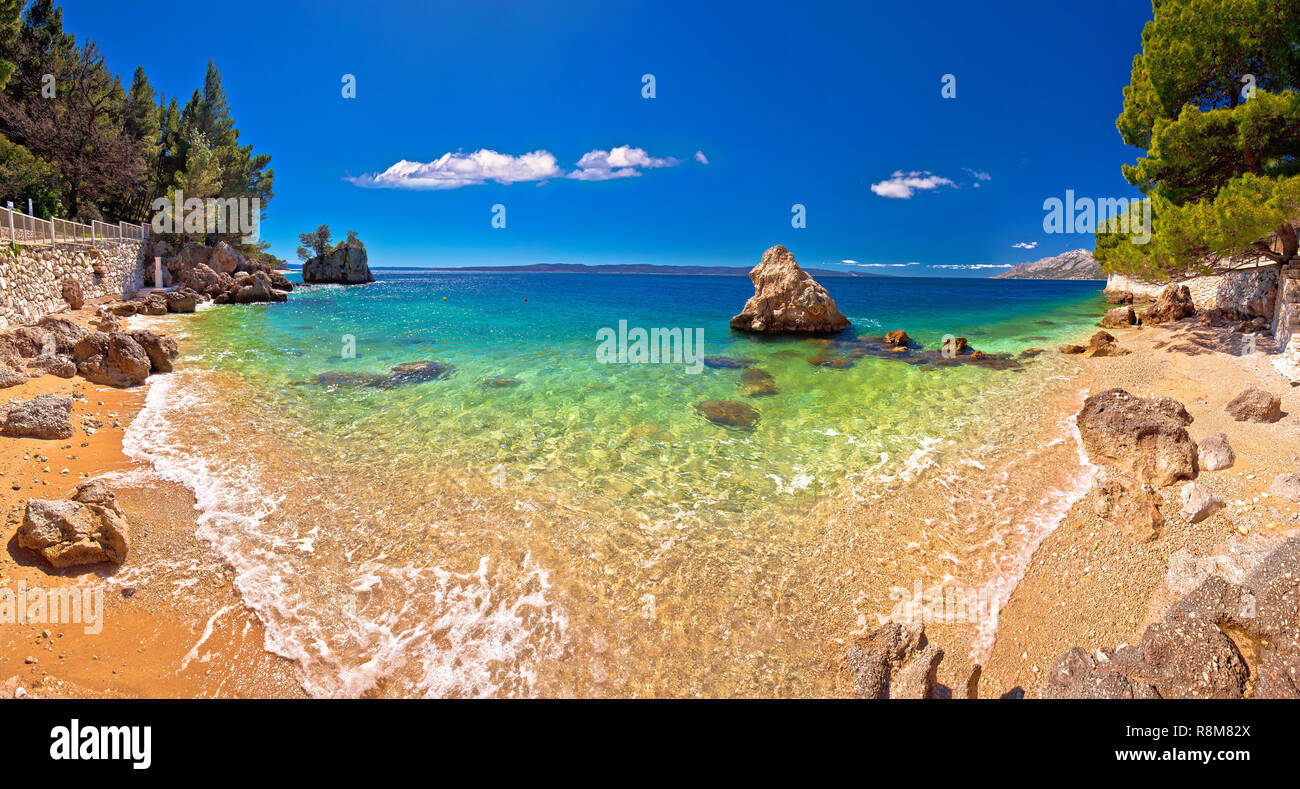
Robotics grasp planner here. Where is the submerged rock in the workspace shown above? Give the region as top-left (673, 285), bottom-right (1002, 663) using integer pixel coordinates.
top-left (702, 356), bottom-right (753, 369)
top-left (729, 245), bottom-right (850, 334)
top-left (695, 399), bottom-right (760, 430)
top-left (808, 354), bottom-right (854, 369)
top-left (1076, 388), bottom-right (1197, 487)
top-left (739, 368), bottom-right (778, 397)
top-left (312, 372), bottom-right (389, 389)
top-left (386, 361), bottom-right (453, 385)
top-left (481, 376), bottom-right (522, 388)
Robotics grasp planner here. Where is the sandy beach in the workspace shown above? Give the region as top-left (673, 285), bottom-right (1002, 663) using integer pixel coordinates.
top-left (0, 302), bottom-right (302, 698)
top-left (2, 295), bottom-right (1297, 698)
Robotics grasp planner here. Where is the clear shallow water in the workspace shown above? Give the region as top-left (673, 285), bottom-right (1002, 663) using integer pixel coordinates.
top-left (127, 270), bottom-right (1106, 697)
top-left (188, 271), bottom-right (1106, 521)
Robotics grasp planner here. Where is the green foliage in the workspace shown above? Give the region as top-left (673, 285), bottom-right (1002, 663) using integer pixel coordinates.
top-left (0, 1), bottom-right (273, 250)
top-left (1098, 0), bottom-right (1300, 277)
top-left (0, 131), bottom-right (58, 215)
top-left (297, 224), bottom-right (332, 261)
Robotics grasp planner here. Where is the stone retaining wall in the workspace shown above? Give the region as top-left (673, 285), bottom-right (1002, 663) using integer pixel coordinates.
top-left (0, 240), bottom-right (145, 327)
top-left (1105, 267), bottom-right (1280, 318)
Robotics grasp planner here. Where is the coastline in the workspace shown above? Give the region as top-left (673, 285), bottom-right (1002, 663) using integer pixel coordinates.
top-left (0, 301), bottom-right (303, 698)
top-left (4, 293), bottom-right (1298, 698)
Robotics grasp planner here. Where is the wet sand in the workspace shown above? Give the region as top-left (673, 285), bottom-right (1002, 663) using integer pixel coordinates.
top-left (3, 305), bottom-right (1296, 698)
top-left (0, 305), bottom-right (302, 698)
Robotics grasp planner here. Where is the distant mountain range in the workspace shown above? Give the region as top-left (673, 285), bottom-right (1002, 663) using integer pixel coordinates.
top-left (990, 249), bottom-right (1103, 280)
top-left (417, 263), bottom-right (887, 277)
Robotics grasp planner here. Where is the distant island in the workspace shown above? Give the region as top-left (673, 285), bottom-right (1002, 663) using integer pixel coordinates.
top-left (991, 249), bottom-right (1103, 280)
top-left (419, 263), bottom-right (887, 278)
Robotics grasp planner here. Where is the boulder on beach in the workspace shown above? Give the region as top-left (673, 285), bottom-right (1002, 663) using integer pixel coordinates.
top-left (1099, 305), bottom-right (1136, 329)
top-left (1041, 536), bottom-right (1300, 699)
top-left (1, 395), bottom-right (73, 440)
top-left (0, 364), bottom-right (26, 389)
top-left (1092, 469), bottom-right (1163, 542)
top-left (729, 245), bottom-right (850, 334)
top-left (1269, 473), bottom-right (1300, 503)
top-left (126, 331), bottom-right (180, 374)
top-left (1179, 482), bottom-right (1224, 523)
top-left (1196, 433), bottom-right (1235, 471)
top-left (844, 622), bottom-right (945, 699)
top-left (1224, 387), bottom-right (1282, 423)
top-left (17, 480), bottom-right (130, 569)
top-left (1144, 283), bottom-right (1196, 324)
top-left (61, 279), bottom-right (84, 310)
top-left (695, 399), bottom-right (760, 430)
top-left (1075, 388), bottom-right (1197, 487)
top-left (25, 355), bottom-right (75, 379)
top-left (1084, 330), bottom-right (1130, 357)
top-left (73, 332), bottom-right (152, 388)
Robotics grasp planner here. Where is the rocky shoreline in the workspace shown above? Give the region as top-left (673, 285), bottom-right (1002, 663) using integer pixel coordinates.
top-left (841, 310), bottom-right (1300, 699)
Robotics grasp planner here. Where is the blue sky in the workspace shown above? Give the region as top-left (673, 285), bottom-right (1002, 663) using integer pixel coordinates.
top-left (63, 0), bottom-right (1154, 276)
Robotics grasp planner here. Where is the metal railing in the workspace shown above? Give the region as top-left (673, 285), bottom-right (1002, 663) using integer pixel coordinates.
top-left (0, 204), bottom-right (148, 246)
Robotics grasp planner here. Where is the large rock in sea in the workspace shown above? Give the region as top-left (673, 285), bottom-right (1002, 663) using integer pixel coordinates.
top-left (17, 480), bottom-right (130, 568)
top-left (1076, 388), bottom-right (1198, 487)
top-left (729, 245), bottom-right (850, 334)
top-left (303, 240), bottom-right (374, 285)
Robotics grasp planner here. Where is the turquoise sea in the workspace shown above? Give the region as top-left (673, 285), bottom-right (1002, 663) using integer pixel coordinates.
top-left (125, 270), bottom-right (1107, 697)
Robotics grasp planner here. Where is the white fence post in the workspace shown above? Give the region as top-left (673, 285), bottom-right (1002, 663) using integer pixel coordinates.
top-left (50, 216), bottom-right (56, 244)
top-left (6, 202), bottom-right (14, 242)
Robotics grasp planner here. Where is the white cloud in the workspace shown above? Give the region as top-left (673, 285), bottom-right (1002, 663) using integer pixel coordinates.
top-left (1012, 241), bottom-right (1038, 249)
top-left (569, 145), bottom-right (680, 181)
top-left (841, 260), bottom-right (921, 268)
top-left (929, 263), bottom-right (1014, 269)
top-left (870, 170), bottom-right (956, 199)
top-left (349, 145), bottom-right (681, 189)
top-left (962, 167), bottom-right (992, 181)
top-left (348, 150), bottom-right (562, 189)
top-left (694, 150), bottom-right (709, 165)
